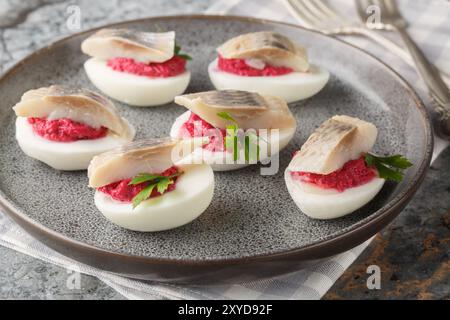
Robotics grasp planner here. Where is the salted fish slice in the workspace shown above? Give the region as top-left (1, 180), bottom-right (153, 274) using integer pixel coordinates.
top-left (88, 137), bottom-right (175, 187)
top-left (174, 90), bottom-right (296, 130)
top-left (217, 31), bottom-right (309, 72)
top-left (81, 29), bottom-right (175, 63)
top-left (88, 137), bottom-right (200, 188)
top-left (288, 115), bottom-right (378, 174)
top-left (13, 85), bottom-right (135, 140)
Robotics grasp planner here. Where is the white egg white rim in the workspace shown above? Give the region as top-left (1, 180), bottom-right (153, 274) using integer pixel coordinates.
top-left (208, 58), bottom-right (329, 84)
top-left (15, 117), bottom-right (132, 154)
top-left (169, 110), bottom-right (296, 167)
top-left (285, 169), bottom-right (386, 219)
top-left (93, 164), bottom-right (214, 231)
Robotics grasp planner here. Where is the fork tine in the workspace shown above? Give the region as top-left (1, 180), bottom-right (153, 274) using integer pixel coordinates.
top-left (300, 0), bottom-right (333, 22)
top-left (383, 0), bottom-right (401, 17)
top-left (355, 0), bottom-right (369, 22)
top-left (322, 0), bottom-right (358, 27)
top-left (286, 0), bottom-right (322, 28)
top-left (300, 0), bottom-right (352, 27)
top-left (356, 0), bottom-right (382, 23)
top-left (311, 0), bottom-right (348, 22)
top-left (373, 0), bottom-right (390, 18)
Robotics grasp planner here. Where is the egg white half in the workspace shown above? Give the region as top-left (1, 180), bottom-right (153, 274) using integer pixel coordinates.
top-left (170, 111), bottom-right (296, 171)
top-left (208, 59), bottom-right (329, 103)
top-left (84, 58), bottom-right (191, 107)
top-left (94, 164), bottom-right (214, 232)
top-left (15, 117), bottom-right (134, 171)
top-left (285, 169), bottom-right (385, 219)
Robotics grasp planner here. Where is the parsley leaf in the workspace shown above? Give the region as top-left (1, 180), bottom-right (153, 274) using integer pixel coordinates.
top-left (233, 132), bottom-right (239, 161)
top-left (174, 44), bottom-right (181, 55)
top-left (226, 124), bottom-right (238, 132)
top-left (246, 133), bottom-right (260, 162)
top-left (365, 153), bottom-right (412, 182)
top-left (244, 135), bottom-right (250, 162)
top-left (156, 177), bottom-right (174, 194)
top-left (375, 154), bottom-right (413, 169)
top-left (174, 43), bottom-right (192, 61)
top-left (129, 173), bottom-right (165, 186)
top-left (217, 111), bottom-right (237, 123)
top-left (129, 171), bottom-right (182, 209)
top-left (132, 183), bottom-right (157, 209)
top-left (177, 53), bottom-right (192, 61)
top-left (217, 111), bottom-right (261, 162)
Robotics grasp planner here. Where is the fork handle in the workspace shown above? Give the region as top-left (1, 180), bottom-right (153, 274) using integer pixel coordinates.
top-left (357, 27), bottom-right (450, 85)
top-left (394, 26), bottom-right (450, 104)
top-left (394, 26), bottom-right (450, 138)
top-left (359, 28), bottom-right (410, 60)
top-left (433, 102), bottom-right (450, 138)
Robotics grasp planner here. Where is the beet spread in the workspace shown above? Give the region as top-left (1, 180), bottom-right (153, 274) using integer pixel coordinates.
top-left (28, 117), bottom-right (108, 142)
top-left (180, 112), bottom-right (226, 152)
top-left (98, 166), bottom-right (179, 203)
top-left (217, 55), bottom-right (293, 77)
top-left (107, 55), bottom-right (187, 78)
top-left (291, 157), bottom-right (376, 192)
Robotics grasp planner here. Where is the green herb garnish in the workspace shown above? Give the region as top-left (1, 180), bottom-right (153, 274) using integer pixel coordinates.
top-left (217, 111), bottom-right (260, 162)
top-left (129, 172), bottom-right (182, 209)
top-left (217, 111), bottom-right (237, 122)
top-left (365, 153), bottom-right (413, 182)
top-left (131, 184), bottom-right (157, 209)
top-left (174, 43), bottom-right (192, 61)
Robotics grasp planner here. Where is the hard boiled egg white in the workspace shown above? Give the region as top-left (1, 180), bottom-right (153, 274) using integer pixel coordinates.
top-left (285, 169), bottom-right (385, 219)
top-left (15, 117), bottom-right (134, 171)
top-left (170, 111), bottom-right (296, 171)
top-left (208, 58), bottom-right (329, 104)
top-left (94, 164), bottom-right (214, 232)
top-left (84, 58), bottom-right (191, 107)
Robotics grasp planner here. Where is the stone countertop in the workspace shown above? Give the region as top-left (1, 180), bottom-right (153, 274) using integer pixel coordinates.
top-left (0, 0), bottom-right (448, 300)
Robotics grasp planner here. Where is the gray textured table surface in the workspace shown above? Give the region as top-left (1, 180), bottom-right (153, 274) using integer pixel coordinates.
top-left (0, 0), bottom-right (449, 300)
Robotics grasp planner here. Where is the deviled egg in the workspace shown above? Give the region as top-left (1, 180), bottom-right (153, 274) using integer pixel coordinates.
top-left (285, 115), bottom-right (412, 219)
top-left (208, 31), bottom-right (329, 103)
top-left (13, 85), bottom-right (135, 171)
top-left (170, 90), bottom-right (297, 171)
top-left (88, 137), bottom-right (214, 232)
top-left (82, 29), bottom-right (191, 106)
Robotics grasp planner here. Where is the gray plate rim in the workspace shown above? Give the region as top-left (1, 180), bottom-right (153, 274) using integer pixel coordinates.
top-left (0, 14), bottom-right (433, 265)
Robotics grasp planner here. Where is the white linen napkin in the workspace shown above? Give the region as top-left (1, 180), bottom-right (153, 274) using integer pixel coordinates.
top-left (0, 0), bottom-right (448, 300)
top-left (0, 214), bottom-right (372, 299)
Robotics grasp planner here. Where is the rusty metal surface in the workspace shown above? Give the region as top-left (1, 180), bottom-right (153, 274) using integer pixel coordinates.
top-left (326, 148), bottom-right (450, 300)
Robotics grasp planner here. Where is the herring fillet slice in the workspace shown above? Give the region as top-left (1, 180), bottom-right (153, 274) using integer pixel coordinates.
top-left (88, 137), bottom-right (205, 188)
top-left (81, 29), bottom-right (175, 63)
top-left (288, 115), bottom-right (378, 174)
top-left (174, 90), bottom-right (296, 130)
top-left (13, 85), bottom-right (135, 140)
top-left (217, 31), bottom-right (309, 72)
top-left (88, 138), bottom-right (178, 188)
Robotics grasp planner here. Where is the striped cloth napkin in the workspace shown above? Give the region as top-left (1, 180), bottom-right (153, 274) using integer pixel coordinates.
top-left (0, 0), bottom-right (448, 300)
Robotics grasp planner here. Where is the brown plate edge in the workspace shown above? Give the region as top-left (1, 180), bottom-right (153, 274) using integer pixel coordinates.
top-left (0, 14), bottom-right (433, 269)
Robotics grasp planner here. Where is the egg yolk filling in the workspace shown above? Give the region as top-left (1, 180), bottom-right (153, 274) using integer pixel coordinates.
top-left (107, 55), bottom-right (187, 78)
top-left (217, 55), bottom-right (293, 77)
top-left (179, 112), bottom-right (226, 152)
top-left (290, 157), bottom-right (376, 192)
top-left (98, 166), bottom-right (180, 203)
top-left (28, 117), bottom-right (108, 142)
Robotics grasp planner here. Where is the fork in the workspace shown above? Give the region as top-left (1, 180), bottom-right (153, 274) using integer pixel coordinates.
top-left (285, 0), bottom-right (450, 85)
top-left (356, 0), bottom-right (450, 139)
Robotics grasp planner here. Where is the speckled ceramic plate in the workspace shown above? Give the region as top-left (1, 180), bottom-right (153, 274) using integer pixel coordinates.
top-left (0, 15), bottom-right (432, 282)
